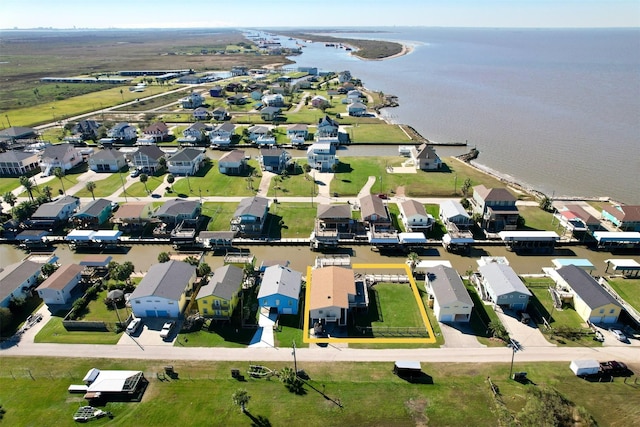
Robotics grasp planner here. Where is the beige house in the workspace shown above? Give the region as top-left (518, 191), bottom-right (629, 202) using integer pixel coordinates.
top-left (309, 266), bottom-right (356, 326)
top-left (36, 264), bottom-right (84, 305)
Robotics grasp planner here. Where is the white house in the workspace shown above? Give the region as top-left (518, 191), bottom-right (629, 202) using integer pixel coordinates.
top-left (347, 102), bottom-right (367, 117)
top-left (210, 122), bottom-right (235, 147)
top-left (477, 263), bottom-right (531, 311)
top-left (180, 92), bottom-right (205, 109)
top-left (426, 265), bottom-right (473, 322)
top-left (36, 263), bottom-right (84, 305)
top-left (29, 195), bottom-right (80, 228)
top-left (307, 142), bottom-right (338, 172)
top-left (130, 145), bottom-right (165, 173)
top-left (439, 200), bottom-right (473, 229)
top-left (262, 93), bottom-right (285, 107)
top-left (107, 122), bottom-right (137, 142)
top-left (399, 199), bottom-right (433, 232)
top-left (309, 266), bottom-right (356, 326)
top-left (0, 260), bottom-right (42, 308)
top-left (411, 143), bottom-right (442, 171)
top-left (40, 143), bottom-right (83, 174)
top-left (0, 150), bottom-right (40, 176)
top-left (167, 148), bottom-right (205, 176)
top-left (287, 124), bottom-right (308, 145)
top-left (218, 149), bottom-right (247, 175)
top-left (128, 260), bottom-right (197, 318)
top-left (88, 149), bottom-right (127, 172)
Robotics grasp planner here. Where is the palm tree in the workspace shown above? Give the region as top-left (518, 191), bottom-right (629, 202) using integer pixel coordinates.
top-left (41, 185), bottom-right (53, 201)
top-left (19, 176), bottom-right (35, 201)
top-left (85, 181), bottom-right (96, 200)
top-left (139, 173), bottom-right (149, 194)
top-left (2, 191), bottom-right (17, 208)
top-left (53, 167), bottom-right (66, 195)
top-left (166, 174), bottom-right (175, 192)
top-left (232, 388), bottom-right (250, 413)
top-left (406, 252), bottom-right (420, 272)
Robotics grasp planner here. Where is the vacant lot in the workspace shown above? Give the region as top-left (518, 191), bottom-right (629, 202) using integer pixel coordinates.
top-left (606, 277), bottom-right (640, 312)
top-left (0, 357), bottom-right (637, 427)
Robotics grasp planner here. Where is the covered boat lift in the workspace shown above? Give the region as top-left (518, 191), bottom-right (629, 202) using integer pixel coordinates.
top-left (498, 231), bottom-right (559, 254)
top-left (551, 258), bottom-right (595, 273)
top-left (604, 259), bottom-right (640, 277)
top-left (66, 229), bottom-right (122, 251)
top-left (442, 233), bottom-right (474, 254)
top-left (593, 231), bottom-right (640, 251)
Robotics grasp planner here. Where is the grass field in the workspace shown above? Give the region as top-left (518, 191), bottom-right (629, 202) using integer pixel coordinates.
top-left (0, 177), bottom-right (21, 195)
top-left (606, 278), bottom-right (640, 312)
top-left (22, 173), bottom-right (82, 199)
top-left (0, 357), bottom-right (637, 427)
top-left (34, 316), bottom-right (123, 345)
top-left (73, 173), bottom-right (128, 198)
top-left (270, 167), bottom-right (318, 198)
top-left (517, 205), bottom-right (556, 231)
top-left (202, 202), bottom-right (238, 231)
top-left (122, 174), bottom-right (167, 197)
top-left (168, 161), bottom-right (258, 197)
top-left (265, 202), bottom-right (317, 239)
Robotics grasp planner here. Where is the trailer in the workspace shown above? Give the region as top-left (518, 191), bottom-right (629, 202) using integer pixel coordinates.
top-left (570, 359), bottom-right (600, 377)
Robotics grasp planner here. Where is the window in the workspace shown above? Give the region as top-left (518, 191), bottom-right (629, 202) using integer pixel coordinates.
top-left (203, 308), bottom-right (208, 314)
top-left (135, 300), bottom-right (140, 304)
top-left (609, 308), bottom-right (615, 314)
top-left (276, 299), bottom-right (280, 306)
top-left (599, 309), bottom-right (605, 314)
top-left (519, 295), bottom-right (527, 299)
top-left (214, 300), bottom-right (221, 307)
top-left (318, 310), bottom-right (323, 314)
top-left (288, 300), bottom-right (293, 306)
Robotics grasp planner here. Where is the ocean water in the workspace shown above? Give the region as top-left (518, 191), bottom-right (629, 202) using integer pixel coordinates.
top-left (287, 28), bottom-right (640, 203)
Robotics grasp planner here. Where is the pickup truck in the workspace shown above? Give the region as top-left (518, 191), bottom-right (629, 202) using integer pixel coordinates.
top-left (599, 360), bottom-right (629, 375)
top-left (160, 321), bottom-right (174, 340)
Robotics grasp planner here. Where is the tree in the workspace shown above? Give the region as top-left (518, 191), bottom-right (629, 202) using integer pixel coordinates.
top-left (41, 185), bottom-right (53, 202)
top-left (139, 173), bottom-right (149, 194)
top-left (232, 388), bottom-right (250, 413)
top-left (183, 256), bottom-right (199, 267)
top-left (85, 181), bottom-right (96, 200)
top-left (166, 174), bottom-right (175, 192)
top-left (461, 178), bottom-right (472, 197)
top-left (41, 263), bottom-right (58, 277)
top-left (19, 176), bottom-right (35, 201)
top-left (11, 200), bottom-right (37, 222)
top-left (53, 167), bottom-right (66, 195)
top-left (158, 252), bottom-right (170, 263)
top-left (2, 192), bottom-right (17, 208)
top-left (158, 156), bottom-right (167, 172)
top-left (0, 307), bottom-right (13, 333)
top-left (406, 252), bottom-right (420, 272)
top-left (197, 262), bottom-right (211, 278)
top-left (488, 320), bottom-right (509, 342)
top-left (539, 195), bottom-right (553, 212)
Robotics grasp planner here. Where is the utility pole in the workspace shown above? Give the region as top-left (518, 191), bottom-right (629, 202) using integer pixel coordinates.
top-left (119, 172), bottom-right (128, 202)
top-left (292, 340), bottom-right (298, 376)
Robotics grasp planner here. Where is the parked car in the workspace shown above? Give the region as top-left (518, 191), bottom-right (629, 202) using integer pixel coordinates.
top-left (130, 168), bottom-right (141, 177)
top-left (126, 318), bottom-right (142, 334)
top-left (610, 329), bottom-right (627, 342)
top-left (600, 360), bottom-right (629, 375)
top-left (377, 193), bottom-right (389, 199)
top-left (160, 321), bottom-right (175, 340)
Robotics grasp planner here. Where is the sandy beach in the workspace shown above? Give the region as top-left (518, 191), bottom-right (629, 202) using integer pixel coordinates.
top-left (351, 42), bottom-right (413, 61)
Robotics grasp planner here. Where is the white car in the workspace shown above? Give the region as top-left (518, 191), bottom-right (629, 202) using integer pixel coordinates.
top-left (611, 329), bottom-right (626, 342)
top-left (160, 321), bottom-right (175, 340)
top-left (126, 318), bottom-right (142, 334)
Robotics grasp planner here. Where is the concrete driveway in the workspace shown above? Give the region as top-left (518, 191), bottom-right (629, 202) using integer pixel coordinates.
top-left (117, 318), bottom-right (179, 348)
top-left (495, 307), bottom-right (555, 348)
top-left (439, 322), bottom-right (485, 348)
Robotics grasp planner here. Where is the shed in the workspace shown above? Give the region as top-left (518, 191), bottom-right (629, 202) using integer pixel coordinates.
top-left (393, 361), bottom-right (422, 377)
top-left (570, 360), bottom-right (600, 376)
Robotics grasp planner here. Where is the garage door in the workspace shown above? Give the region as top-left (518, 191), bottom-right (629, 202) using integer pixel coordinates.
top-left (511, 303), bottom-right (526, 311)
top-left (156, 310), bottom-right (169, 318)
top-left (603, 316), bottom-right (618, 324)
top-left (282, 308), bottom-right (293, 315)
top-left (439, 314), bottom-right (453, 322)
top-left (145, 310), bottom-right (157, 317)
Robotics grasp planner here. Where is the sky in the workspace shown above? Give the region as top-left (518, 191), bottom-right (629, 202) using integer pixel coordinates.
top-left (0, 0), bottom-right (638, 29)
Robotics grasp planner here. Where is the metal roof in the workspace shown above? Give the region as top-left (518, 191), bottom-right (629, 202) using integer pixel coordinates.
top-left (478, 263), bottom-right (532, 297)
top-left (426, 265), bottom-right (474, 307)
top-left (130, 260), bottom-right (195, 301)
top-left (556, 265), bottom-right (621, 309)
top-left (257, 264), bottom-right (302, 300)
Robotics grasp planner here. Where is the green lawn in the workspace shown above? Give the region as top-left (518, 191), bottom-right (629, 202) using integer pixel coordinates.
top-left (270, 166), bottom-right (318, 198)
top-left (348, 123), bottom-right (413, 143)
top-left (331, 156), bottom-right (512, 197)
top-left (122, 174), bottom-right (167, 197)
top-left (0, 177), bottom-right (21, 194)
top-left (202, 202), bottom-right (238, 231)
top-left (518, 205), bottom-right (556, 231)
top-left (465, 282), bottom-right (507, 347)
top-left (34, 316), bottom-right (123, 345)
top-left (168, 160), bottom-right (258, 197)
top-left (0, 357), bottom-right (634, 427)
top-left (177, 322), bottom-right (254, 348)
top-left (20, 172), bottom-right (83, 199)
top-left (605, 278), bottom-right (640, 312)
top-left (73, 172), bottom-right (128, 198)
top-left (265, 202), bottom-right (317, 239)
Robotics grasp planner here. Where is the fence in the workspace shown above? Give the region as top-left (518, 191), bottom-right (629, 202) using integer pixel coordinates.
top-left (355, 326), bottom-right (430, 338)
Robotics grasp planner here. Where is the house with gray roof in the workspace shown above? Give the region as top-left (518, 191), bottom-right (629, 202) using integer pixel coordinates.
top-left (195, 264), bottom-right (244, 319)
top-left (477, 263), bottom-right (531, 311)
top-left (88, 148), bottom-right (127, 172)
top-left (259, 147), bottom-right (291, 173)
top-left (426, 265), bottom-right (473, 322)
top-left (29, 195), bottom-right (80, 229)
top-left (231, 196), bottom-right (269, 237)
top-left (0, 126), bottom-right (37, 146)
top-left (359, 194), bottom-right (391, 227)
top-left (218, 149), bottom-right (247, 175)
top-left (551, 265), bottom-right (622, 324)
top-left (73, 198), bottom-right (113, 227)
top-left (128, 260), bottom-right (197, 318)
top-left (439, 200), bottom-right (472, 229)
top-left (179, 122), bottom-right (208, 145)
top-left (0, 260), bottom-right (42, 308)
top-left (71, 120), bottom-right (101, 141)
top-left (107, 122), bottom-right (137, 142)
top-left (167, 148), bottom-right (205, 176)
top-left (130, 145), bottom-right (165, 173)
top-left (40, 143), bottom-right (83, 174)
top-left (257, 264), bottom-right (302, 315)
top-left (210, 122), bottom-right (236, 147)
top-left (411, 143), bottom-right (442, 171)
top-left (0, 150), bottom-right (40, 176)
top-left (154, 199), bottom-right (201, 226)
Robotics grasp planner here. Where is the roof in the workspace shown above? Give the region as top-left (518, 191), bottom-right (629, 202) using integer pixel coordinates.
top-left (605, 259), bottom-right (640, 271)
top-left (498, 231), bottom-right (559, 241)
top-left (260, 147), bottom-right (286, 158)
top-left (144, 122), bottom-right (168, 133)
top-left (288, 124), bottom-right (308, 131)
top-left (440, 200), bottom-right (470, 219)
top-left (85, 369), bottom-right (144, 393)
top-left (196, 264), bottom-right (244, 301)
top-left (556, 265), bottom-right (621, 309)
top-left (401, 199), bottom-right (428, 218)
top-left (168, 148), bottom-right (204, 163)
top-left (474, 185), bottom-right (516, 202)
top-left (0, 126), bottom-right (36, 139)
top-left (309, 266), bottom-right (355, 310)
top-left (0, 260), bottom-right (42, 300)
top-left (37, 264), bottom-right (83, 291)
top-left (154, 199), bottom-right (200, 218)
top-left (79, 255), bottom-right (113, 267)
top-left (478, 263), bottom-right (532, 297)
top-left (348, 102), bottom-right (366, 110)
top-left (219, 150), bottom-right (245, 163)
top-left (561, 204), bottom-right (600, 225)
top-left (257, 265), bottom-right (302, 300)
top-left (413, 143), bottom-right (439, 160)
top-left (248, 125), bottom-right (269, 134)
top-left (215, 122), bottom-right (235, 132)
top-left (112, 202), bottom-right (154, 220)
top-left (359, 194), bottom-right (388, 221)
top-left (32, 196), bottom-right (79, 218)
top-left (0, 150), bottom-right (37, 162)
top-left (134, 145), bottom-right (165, 160)
top-left (130, 260), bottom-right (195, 301)
top-left (74, 198), bottom-right (111, 218)
top-left (185, 122), bottom-right (207, 132)
top-left (603, 204), bottom-right (640, 222)
top-left (593, 231), bottom-right (640, 242)
top-left (317, 204), bottom-right (351, 220)
top-left (42, 143), bottom-right (75, 160)
top-left (426, 265), bottom-right (473, 307)
top-left (89, 149), bottom-right (125, 162)
top-left (233, 196), bottom-right (268, 219)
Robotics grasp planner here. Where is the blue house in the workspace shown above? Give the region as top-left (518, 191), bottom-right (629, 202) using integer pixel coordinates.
top-left (73, 198), bottom-right (113, 227)
top-left (257, 264), bottom-right (302, 315)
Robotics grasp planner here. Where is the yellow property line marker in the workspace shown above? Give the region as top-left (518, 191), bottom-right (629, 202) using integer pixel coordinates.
top-left (303, 263), bottom-right (437, 344)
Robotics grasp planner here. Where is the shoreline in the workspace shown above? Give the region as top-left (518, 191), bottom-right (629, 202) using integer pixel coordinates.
top-left (351, 42), bottom-right (413, 61)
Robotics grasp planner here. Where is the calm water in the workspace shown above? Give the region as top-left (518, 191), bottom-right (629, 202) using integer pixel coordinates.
top-left (286, 28), bottom-right (640, 203)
